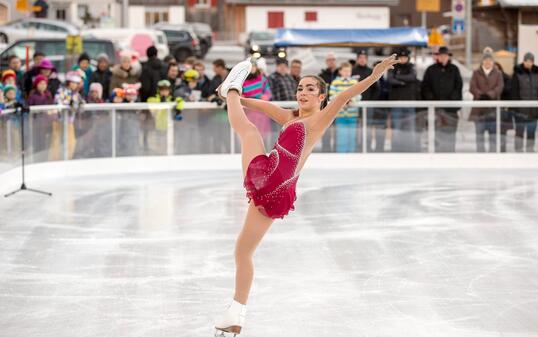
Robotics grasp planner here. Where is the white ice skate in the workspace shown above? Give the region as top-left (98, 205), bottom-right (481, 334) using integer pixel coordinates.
top-left (218, 57), bottom-right (252, 98)
top-left (214, 299), bottom-right (246, 336)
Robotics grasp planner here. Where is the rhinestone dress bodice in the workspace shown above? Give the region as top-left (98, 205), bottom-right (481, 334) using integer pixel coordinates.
top-left (243, 121), bottom-right (306, 219)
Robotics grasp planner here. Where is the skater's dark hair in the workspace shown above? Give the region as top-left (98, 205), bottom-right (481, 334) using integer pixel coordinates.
top-left (292, 75), bottom-right (328, 117)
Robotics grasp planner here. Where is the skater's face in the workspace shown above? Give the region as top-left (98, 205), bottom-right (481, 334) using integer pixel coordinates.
top-left (296, 77), bottom-right (326, 111)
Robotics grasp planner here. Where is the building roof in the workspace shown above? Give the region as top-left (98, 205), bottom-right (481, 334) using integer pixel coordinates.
top-left (498, 0), bottom-right (538, 7)
top-left (225, 0), bottom-right (399, 5)
top-left (128, 0), bottom-right (184, 5)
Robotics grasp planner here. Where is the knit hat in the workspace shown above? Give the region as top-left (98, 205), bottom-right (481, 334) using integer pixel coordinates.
top-left (97, 53), bottom-right (109, 63)
top-left (4, 84), bottom-right (16, 95)
top-left (38, 59), bottom-right (54, 70)
top-left (2, 69), bottom-right (16, 83)
top-left (157, 79), bottom-right (171, 88)
top-left (482, 52), bottom-right (494, 61)
top-left (78, 52), bottom-right (90, 64)
top-left (111, 88), bottom-right (125, 99)
top-left (182, 69), bottom-right (199, 81)
top-left (33, 74), bottom-right (48, 87)
top-left (65, 71), bottom-right (82, 83)
top-left (524, 52), bottom-right (535, 62)
top-left (89, 82), bottom-right (103, 98)
top-left (123, 83), bottom-right (141, 96)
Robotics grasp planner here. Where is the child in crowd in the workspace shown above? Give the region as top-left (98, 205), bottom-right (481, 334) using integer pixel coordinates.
top-left (27, 75), bottom-right (53, 106)
top-left (123, 83), bottom-right (141, 103)
top-left (87, 83), bottom-right (104, 103)
top-left (175, 69), bottom-right (201, 102)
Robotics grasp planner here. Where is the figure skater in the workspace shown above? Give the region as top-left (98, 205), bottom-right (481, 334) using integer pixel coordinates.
top-left (214, 54), bottom-right (400, 336)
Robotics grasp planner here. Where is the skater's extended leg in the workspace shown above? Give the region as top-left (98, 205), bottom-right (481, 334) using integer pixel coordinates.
top-left (226, 90), bottom-right (266, 177)
top-left (233, 202), bottom-right (275, 304)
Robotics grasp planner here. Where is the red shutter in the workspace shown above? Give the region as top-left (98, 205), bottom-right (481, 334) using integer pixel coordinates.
top-left (267, 11), bottom-right (284, 29)
top-left (305, 11), bottom-right (317, 22)
top-left (187, 0), bottom-right (196, 7)
top-left (211, 0), bottom-right (217, 7)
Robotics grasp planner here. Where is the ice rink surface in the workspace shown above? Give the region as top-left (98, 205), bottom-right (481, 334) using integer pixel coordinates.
top-left (1, 169), bottom-right (537, 337)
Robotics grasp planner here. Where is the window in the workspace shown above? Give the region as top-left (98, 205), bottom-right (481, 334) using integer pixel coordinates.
top-left (164, 30), bottom-right (189, 42)
top-left (195, 0), bottom-right (210, 8)
top-left (145, 8), bottom-right (169, 26)
top-left (3, 42), bottom-right (36, 61)
top-left (267, 11), bottom-right (284, 29)
top-left (56, 9), bottom-right (66, 20)
top-left (305, 11), bottom-right (317, 22)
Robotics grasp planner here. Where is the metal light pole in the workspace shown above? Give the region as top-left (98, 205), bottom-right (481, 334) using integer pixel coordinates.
top-left (465, 0), bottom-right (472, 69)
top-left (122, 0), bottom-right (129, 28)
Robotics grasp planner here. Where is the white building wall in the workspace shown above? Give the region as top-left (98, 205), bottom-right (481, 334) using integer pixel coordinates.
top-left (129, 6), bottom-right (145, 29)
top-left (245, 6), bottom-right (389, 32)
top-left (518, 24), bottom-right (538, 64)
top-left (168, 6), bottom-right (185, 24)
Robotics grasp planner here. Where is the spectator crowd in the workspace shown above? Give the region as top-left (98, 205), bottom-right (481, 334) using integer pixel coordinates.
top-left (0, 44), bottom-right (537, 153)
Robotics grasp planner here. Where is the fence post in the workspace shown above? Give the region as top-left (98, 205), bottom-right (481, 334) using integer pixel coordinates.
top-left (428, 105), bottom-right (435, 153)
top-left (63, 109), bottom-right (68, 160)
top-left (496, 105), bottom-right (501, 153)
top-left (230, 124), bottom-right (235, 154)
top-left (6, 117), bottom-right (11, 154)
top-left (111, 109), bottom-right (116, 158)
top-left (167, 106), bottom-right (174, 156)
top-left (362, 106), bottom-right (368, 153)
top-left (28, 113), bottom-right (34, 164)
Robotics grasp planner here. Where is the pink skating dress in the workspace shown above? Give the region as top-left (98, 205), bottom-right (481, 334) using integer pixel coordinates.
top-left (244, 121), bottom-right (306, 219)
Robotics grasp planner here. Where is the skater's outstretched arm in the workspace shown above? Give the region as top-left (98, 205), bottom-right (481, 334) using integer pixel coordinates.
top-left (312, 54), bottom-right (400, 131)
top-left (240, 97), bottom-right (294, 125)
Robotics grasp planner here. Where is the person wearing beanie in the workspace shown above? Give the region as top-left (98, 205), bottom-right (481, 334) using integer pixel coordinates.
top-left (34, 58), bottom-right (61, 98)
top-left (110, 53), bottom-right (142, 96)
top-left (3, 84), bottom-right (17, 108)
top-left (387, 48), bottom-right (420, 152)
top-left (2, 69), bottom-right (16, 85)
top-left (27, 74), bottom-right (53, 106)
top-left (90, 53), bottom-right (112, 101)
top-left (147, 79), bottom-right (185, 130)
top-left (174, 69), bottom-right (201, 102)
top-left (511, 51), bottom-right (538, 152)
top-left (87, 82), bottom-right (104, 103)
top-left (72, 52), bottom-right (93, 96)
top-left (469, 49), bottom-right (504, 152)
top-left (122, 82), bottom-right (141, 103)
top-left (140, 45), bottom-right (165, 102)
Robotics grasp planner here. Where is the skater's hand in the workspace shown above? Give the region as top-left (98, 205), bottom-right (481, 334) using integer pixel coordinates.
top-left (371, 54), bottom-right (400, 81)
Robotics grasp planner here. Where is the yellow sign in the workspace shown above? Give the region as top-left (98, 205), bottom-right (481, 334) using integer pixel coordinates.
top-left (66, 35), bottom-right (83, 54)
top-left (416, 0), bottom-right (441, 12)
top-left (16, 0), bottom-right (29, 12)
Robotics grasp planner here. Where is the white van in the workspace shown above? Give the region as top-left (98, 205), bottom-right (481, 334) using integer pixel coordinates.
top-left (82, 28), bottom-right (169, 61)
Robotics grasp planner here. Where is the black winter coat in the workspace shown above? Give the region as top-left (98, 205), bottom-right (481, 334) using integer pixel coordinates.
top-left (319, 68), bottom-right (339, 90)
top-left (89, 68), bottom-right (112, 101)
top-left (352, 64), bottom-right (379, 100)
top-left (421, 61), bottom-right (463, 113)
top-left (140, 57), bottom-right (165, 102)
top-left (511, 64), bottom-right (538, 119)
top-left (387, 62), bottom-right (418, 101)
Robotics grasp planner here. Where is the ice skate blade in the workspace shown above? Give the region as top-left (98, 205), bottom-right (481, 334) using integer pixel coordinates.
top-left (215, 325), bottom-right (241, 336)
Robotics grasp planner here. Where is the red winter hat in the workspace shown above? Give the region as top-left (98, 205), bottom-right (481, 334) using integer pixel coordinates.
top-left (33, 74), bottom-right (48, 87)
top-left (2, 69), bottom-right (16, 83)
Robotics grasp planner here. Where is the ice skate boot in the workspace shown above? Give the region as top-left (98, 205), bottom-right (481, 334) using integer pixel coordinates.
top-left (214, 299), bottom-right (246, 336)
top-left (217, 58), bottom-right (252, 98)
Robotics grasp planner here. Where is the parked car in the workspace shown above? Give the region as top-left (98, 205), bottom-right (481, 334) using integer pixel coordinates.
top-left (152, 23), bottom-right (202, 61)
top-left (0, 37), bottom-right (117, 76)
top-left (244, 30), bottom-right (286, 59)
top-left (83, 28), bottom-right (168, 61)
top-left (0, 18), bottom-right (80, 44)
top-left (189, 22), bottom-right (213, 57)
